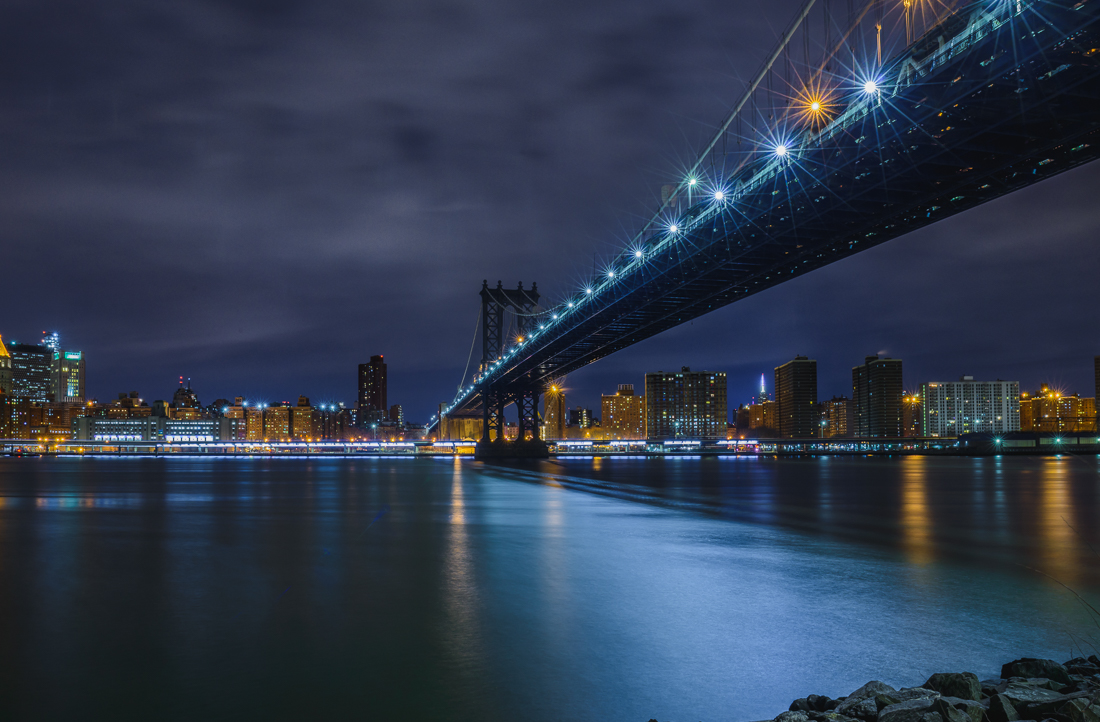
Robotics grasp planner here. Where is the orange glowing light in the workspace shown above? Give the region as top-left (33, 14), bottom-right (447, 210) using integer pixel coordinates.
top-left (791, 82), bottom-right (837, 128)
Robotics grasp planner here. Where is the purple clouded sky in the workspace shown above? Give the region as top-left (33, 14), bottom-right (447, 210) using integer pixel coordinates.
top-left (2, 0), bottom-right (1098, 420)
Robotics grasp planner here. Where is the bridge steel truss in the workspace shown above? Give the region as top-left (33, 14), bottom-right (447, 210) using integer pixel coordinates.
top-left (446, 0), bottom-right (1100, 422)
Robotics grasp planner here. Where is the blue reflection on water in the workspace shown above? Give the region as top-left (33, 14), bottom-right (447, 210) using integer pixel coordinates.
top-left (0, 455), bottom-right (1096, 721)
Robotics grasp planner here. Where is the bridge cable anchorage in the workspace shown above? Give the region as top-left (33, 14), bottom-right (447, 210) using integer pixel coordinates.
top-left (626, 0), bottom-right (818, 252)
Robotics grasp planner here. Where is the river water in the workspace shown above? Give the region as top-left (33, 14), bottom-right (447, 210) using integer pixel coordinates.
top-left (0, 455), bottom-right (1098, 721)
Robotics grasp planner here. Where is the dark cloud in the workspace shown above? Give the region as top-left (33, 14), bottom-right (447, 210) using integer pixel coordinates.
top-left (1, 0), bottom-right (1097, 418)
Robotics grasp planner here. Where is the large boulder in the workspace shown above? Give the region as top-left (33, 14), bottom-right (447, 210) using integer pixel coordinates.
top-left (940, 696), bottom-right (988, 722)
top-left (776, 711), bottom-right (811, 722)
top-left (1020, 691), bottom-right (1093, 718)
top-left (1058, 699), bottom-right (1100, 722)
top-left (930, 697), bottom-right (972, 722)
top-left (836, 697), bottom-right (879, 720)
top-left (987, 695), bottom-right (1021, 722)
top-left (878, 697), bottom-right (940, 722)
top-left (1001, 683), bottom-right (1071, 711)
top-left (1001, 660), bottom-right (1072, 686)
top-left (850, 682), bottom-right (900, 701)
top-left (925, 674), bottom-right (983, 702)
top-left (895, 690), bottom-right (944, 702)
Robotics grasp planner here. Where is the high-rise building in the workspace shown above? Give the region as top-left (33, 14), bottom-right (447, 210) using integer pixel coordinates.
top-left (51, 350), bottom-right (85, 403)
top-left (921, 377), bottom-right (1020, 437)
top-left (291, 396), bottom-right (313, 440)
top-left (823, 396), bottom-right (851, 438)
top-left (0, 335), bottom-right (12, 396)
top-left (8, 341), bottom-right (52, 402)
top-left (774, 356), bottom-right (818, 438)
top-left (245, 405), bottom-right (264, 441)
top-left (358, 355), bottom-right (387, 426)
top-left (168, 378), bottom-right (203, 420)
top-left (388, 404), bottom-right (404, 425)
top-left (645, 367), bottom-right (727, 439)
top-left (263, 404), bottom-right (291, 441)
top-left (852, 355), bottom-right (903, 438)
top-left (224, 399), bottom-right (246, 440)
top-left (542, 383), bottom-right (566, 440)
top-left (601, 384), bottom-right (646, 440)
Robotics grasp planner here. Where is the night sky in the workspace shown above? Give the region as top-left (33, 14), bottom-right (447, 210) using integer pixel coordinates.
top-left (3, 0), bottom-right (1099, 421)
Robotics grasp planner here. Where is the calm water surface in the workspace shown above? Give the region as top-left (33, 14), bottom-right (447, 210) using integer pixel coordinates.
top-left (0, 455), bottom-right (1098, 721)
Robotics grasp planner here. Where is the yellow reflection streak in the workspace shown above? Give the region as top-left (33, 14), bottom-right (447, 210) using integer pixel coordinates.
top-left (900, 456), bottom-right (933, 566)
top-left (1037, 457), bottom-right (1078, 587)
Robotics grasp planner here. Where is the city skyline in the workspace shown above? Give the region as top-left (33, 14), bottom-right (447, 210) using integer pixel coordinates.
top-left (4, 328), bottom-right (1098, 426)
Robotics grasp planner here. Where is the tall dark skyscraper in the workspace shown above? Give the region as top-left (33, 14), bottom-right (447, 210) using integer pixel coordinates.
top-left (358, 354), bottom-right (387, 425)
top-left (774, 356), bottom-right (818, 438)
top-left (852, 355), bottom-right (904, 438)
top-left (9, 341), bottom-right (53, 403)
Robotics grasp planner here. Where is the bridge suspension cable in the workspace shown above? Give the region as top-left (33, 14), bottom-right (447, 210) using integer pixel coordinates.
top-left (626, 0), bottom-right (819, 251)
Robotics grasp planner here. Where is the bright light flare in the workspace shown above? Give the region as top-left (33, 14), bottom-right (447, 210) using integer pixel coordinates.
top-left (775, 144), bottom-right (788, 157)
top-left (668, 224), bottom-right (679, 234)
top-left (793, 82), bottom-right (836, 127)
top-left (714, 190), bottom-right (725, 201)
top-left (634, 250), bottom-right (643, 258)
top-left (863, 80), bottom-right (879, 94)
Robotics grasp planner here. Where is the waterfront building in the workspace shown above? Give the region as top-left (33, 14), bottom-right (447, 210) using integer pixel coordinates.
top-left (1019, 385), bottom-right (1096, 432)
top-left (358, 355), bottom-right (387, 426)
top-left (52, 350), bottom-right (85, 403)
top-left (921, 377), bottom-right (1020, 437)
top-left (774, 356), bottom-right (818, 438)
top-left (0, 336), bottom-right (11, 396)
top-left (223, 400), bottom-right (247, 440)
top-left (601, 384), bottom-right (646, 440)
top-left (245, 405), bottom-right (264, 441)
top-left (8, 341), bottom-right (52, 402)
top-left (73, 417), bottom-right (234, 442)
top-left (852, 355), bottom-right (903, 438)
top-left (388, 404), bottom-right (404, 425)
top-left (823, 396), bottom-right (852, 438)
top-left (291, 396), bottom-right (313, 440)
top-left (542, 384), bottom-right (566, 440)
top-left (645, 367), bottom-right (727, 439)
top-left (263, 404), bottom-right (291, 441)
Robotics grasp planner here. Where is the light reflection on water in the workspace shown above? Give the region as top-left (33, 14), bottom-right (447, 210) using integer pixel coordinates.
top-left (0, 455), bottom-right (1097, 721)
top-left (900, 456), bottom-right (932, 566)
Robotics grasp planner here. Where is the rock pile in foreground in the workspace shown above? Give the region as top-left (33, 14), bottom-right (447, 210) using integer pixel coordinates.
top-left (647, 656), bottom-right (1100, 722)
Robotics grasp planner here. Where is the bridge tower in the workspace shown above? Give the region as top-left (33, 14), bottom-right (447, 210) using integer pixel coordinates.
top-left (477, 281), bottom-right (546, 455)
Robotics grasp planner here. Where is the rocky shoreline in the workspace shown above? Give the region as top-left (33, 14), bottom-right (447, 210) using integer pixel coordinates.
top-left (648, 656), bottom-right (1100, 722)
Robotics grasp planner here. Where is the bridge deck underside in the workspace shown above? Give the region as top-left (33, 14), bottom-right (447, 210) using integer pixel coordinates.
top-left (452, 0), bottom-right (1100, 416)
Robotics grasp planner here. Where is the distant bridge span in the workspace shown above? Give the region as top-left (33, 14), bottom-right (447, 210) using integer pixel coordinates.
top-left (436, 0), bottom-right (1100, 444)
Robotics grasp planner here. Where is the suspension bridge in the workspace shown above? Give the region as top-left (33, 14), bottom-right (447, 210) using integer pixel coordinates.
top-left (431, 0), bottom-right (1100, 456)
